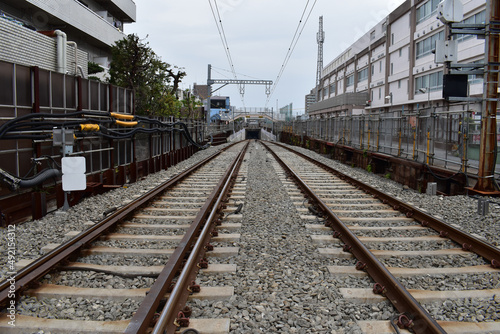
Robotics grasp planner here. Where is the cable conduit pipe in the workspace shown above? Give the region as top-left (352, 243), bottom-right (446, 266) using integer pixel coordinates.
top-left (54, 30), bottom-right (67, 74)
top-left (0, 168), bottom-right (61, 191)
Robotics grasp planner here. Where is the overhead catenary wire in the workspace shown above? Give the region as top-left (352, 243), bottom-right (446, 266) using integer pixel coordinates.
top-left (266, 0), bottom-right (319, 106)
top-left (212, 66), bottom-right (261, 80)
top-left (207, 0), bottom-right (246, 107)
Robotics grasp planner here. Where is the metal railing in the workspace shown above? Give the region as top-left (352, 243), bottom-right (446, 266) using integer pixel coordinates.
top-left (276, 107), bottom-right (500, 178)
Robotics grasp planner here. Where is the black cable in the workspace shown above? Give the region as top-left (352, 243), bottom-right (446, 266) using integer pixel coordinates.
top-left (40, 155), bottom-right (62, 169)
top-left (1, 113), bottom-right (211, 148)
top-left (0, 111), bottom-right (111, 138)
top-left (389, 315), bottom-right (402, 334)
top-left (424, 164), bottom-right (465, 181)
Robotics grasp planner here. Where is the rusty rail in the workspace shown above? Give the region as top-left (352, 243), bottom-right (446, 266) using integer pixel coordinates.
top-left (262, 141), bottom-right (447, 334)
top-left (126, 141), bottom-right (249, 334)
top-left (271, 141), bottom-right (500, 266)
top-left (0, 143), bottom-right (239, 306)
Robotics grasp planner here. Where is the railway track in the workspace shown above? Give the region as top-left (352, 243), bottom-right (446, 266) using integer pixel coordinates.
top-left (0, 141), bottom-right (249, 333)
top-left (262, 141), bottom-right (500, 333)
top-left (1, 139), bottom-right (499, 333)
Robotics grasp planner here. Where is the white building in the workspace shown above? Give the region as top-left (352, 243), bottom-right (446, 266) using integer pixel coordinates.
top-left (310, 0), bottom-right (486, 118)
top-left (0, 0), bottom-right (136, 74)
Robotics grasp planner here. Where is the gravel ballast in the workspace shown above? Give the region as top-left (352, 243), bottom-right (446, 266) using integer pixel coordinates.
top-left (1, 139), bottom-right (499, 332)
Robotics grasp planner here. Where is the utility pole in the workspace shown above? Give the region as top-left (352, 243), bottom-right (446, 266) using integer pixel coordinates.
top-left (315, 16), bottom-right (325, 104)
top-left (474, 0), bottom-right (499, 193)
top-left (206, 64), bottom-right (212, 125)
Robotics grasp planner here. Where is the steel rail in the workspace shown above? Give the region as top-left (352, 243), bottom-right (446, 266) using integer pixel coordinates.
top-left (126, 141), bottom-right (249, 334)
top-left (153, 141), bottom-right (248, 334)
top-left (0, 143), bottom-right (237, 306)
top-left (261, 142), bottom-right (447, 334)
top-left (270, 141), bottom-right (500, 266)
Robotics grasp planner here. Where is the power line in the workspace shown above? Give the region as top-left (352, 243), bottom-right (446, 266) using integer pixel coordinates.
top-left (208, 0), bottom-right (245, 107)
top-left (266, 0), bottom-right (319, 106)
top-left (212, 66), bottom-right (261, 80)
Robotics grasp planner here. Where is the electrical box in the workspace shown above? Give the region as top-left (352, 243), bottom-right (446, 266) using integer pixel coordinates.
top-left (426, 182), bottom-right (437, 195)
top-left (478, 198), bottom-right (489, 216)
top-left (53, 128), bottom-right (75, 154)
top-left (437, 0), bottom-right (464, 24)
top-left (53, 128), bottom-right (74, 146)
top-left (435, 40), bottom-right (458, 63)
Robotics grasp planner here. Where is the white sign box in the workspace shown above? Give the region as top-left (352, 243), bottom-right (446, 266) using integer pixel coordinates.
top-left (62, 174), bottom-right (86, 191)
top-left (62, 157), bottom-right (86, 191)
top-left (62, 157), bottom-right (86, 174)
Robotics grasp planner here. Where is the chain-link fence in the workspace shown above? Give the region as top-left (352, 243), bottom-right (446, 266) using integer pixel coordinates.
top-left (277, 107), bottom-right (499, 178)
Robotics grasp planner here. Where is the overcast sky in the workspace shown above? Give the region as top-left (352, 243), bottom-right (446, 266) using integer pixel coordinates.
top-left (127, 0), bottom-right (406, 115)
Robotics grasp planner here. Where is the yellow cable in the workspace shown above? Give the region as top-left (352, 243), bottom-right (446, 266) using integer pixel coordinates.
top-left (80, 124), bottom-right (100, 132)
top-left (110, 112), bottom-right (135, 120)
top-left (115, 120), bottom-right (138, 127)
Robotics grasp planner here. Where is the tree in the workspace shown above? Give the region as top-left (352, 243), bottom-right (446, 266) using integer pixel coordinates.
top-left (180, 90), bottom-right (203, 119)
top-left (109, 34), bottom-right (186, 117)
top-left (88, 61), bottom-right (104, 82)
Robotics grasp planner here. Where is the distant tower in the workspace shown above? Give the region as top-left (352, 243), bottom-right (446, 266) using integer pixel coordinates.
top-left (315, 16), bottom-right (325, 102)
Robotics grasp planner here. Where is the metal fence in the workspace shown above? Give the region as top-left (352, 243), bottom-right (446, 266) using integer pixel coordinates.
top-left (0, 61), bottom-right (210, 223)
top-left (277, 106), bottom-right (500, 178)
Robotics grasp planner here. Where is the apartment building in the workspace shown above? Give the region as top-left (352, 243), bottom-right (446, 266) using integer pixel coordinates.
top-left (0, 0), bottom-right (136, 73)
top-left (309, 0), bottom-right (487, 118)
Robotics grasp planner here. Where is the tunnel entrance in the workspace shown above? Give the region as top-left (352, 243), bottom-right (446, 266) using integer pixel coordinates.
top-left (245, 129), bottom-right (261, 140)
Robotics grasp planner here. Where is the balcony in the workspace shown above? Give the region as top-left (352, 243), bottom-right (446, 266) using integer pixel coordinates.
top-left (2, 0), bottom-right (129, 47)
top-left (29, 0), bottom-right (126, 46)
top-left (95, 0), bottom-right (136, 23)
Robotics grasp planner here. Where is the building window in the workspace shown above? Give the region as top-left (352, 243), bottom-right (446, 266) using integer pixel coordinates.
top-left (371, 64), bottom-right (375, 76)
top-left (391, 33), bottom-right (395, 45)
top-left (390, 63), bottom-right (394, 75)
top-left (378, 88), bottom-right (381, 99)
top-left (371, 90), bottom-right (374, 101)
top-left (399, 48), bottom-right (402, 57)
top-left (416, 31), bottom-right (445, 59)
top-left (346, 74), bottom-right (355, 87)
top-left (358, 68), bottom-right (368, 82)
top-left (370, 31), bottom-right (376, 41)
top-left (454, 11), bottom-right (486, 43)
top-left (330, 83), bottom-right (336, 95)
top-left (415, 71), bottom-right (443, 94)
top-left (379, 61), bottom-right (382, 73)
top-left (398, 80), bottom-right (402, 89)
top-left (323, 86), bottom-right (329, 98)
top-left (416, 0), bottom-right (441, 24)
